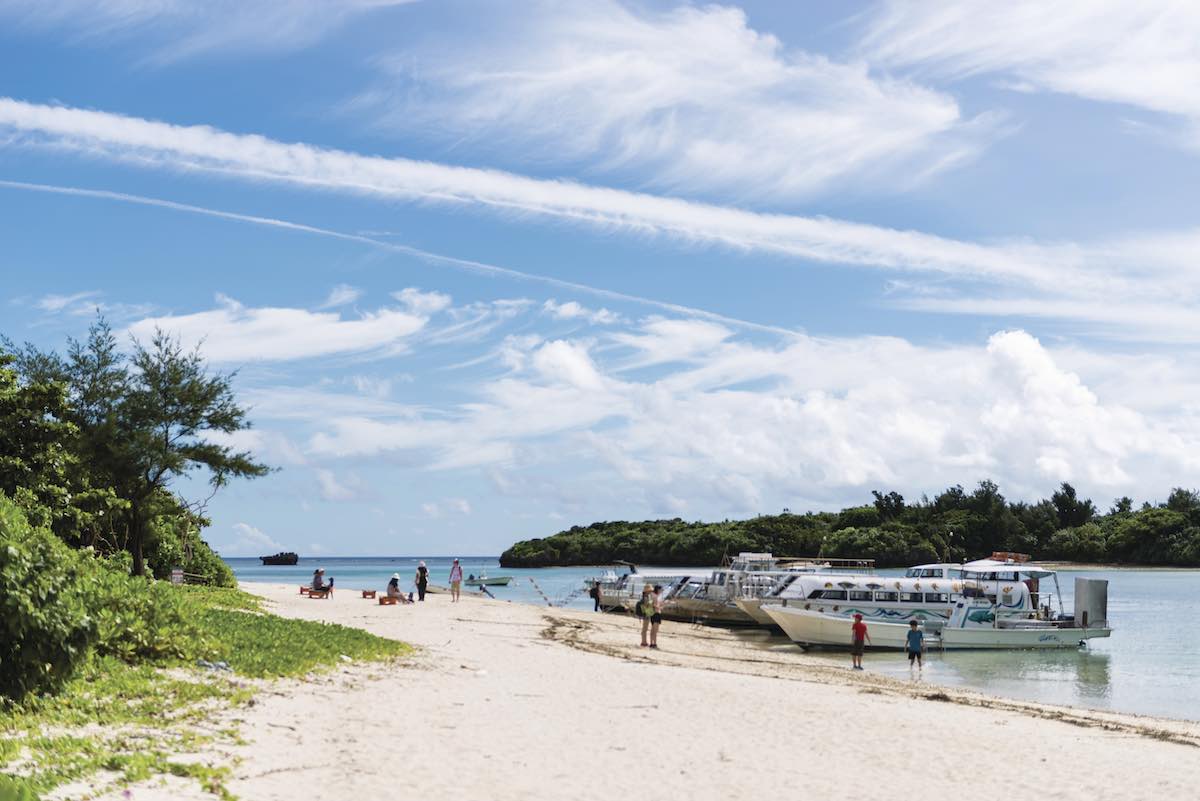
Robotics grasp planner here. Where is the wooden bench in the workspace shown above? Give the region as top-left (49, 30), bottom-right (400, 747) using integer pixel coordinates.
top-left (361, 590), bottom-right (377, 599)
top-left (378, 595), bottom-right (398, 605)
top-left (299, 585), bottom-right (312, 595)
top-left (308, 588), bottom-right (331, 599)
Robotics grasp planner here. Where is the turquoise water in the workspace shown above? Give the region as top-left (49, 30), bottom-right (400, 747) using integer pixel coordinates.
top-left (227, 558), bottom-right (1200, 722)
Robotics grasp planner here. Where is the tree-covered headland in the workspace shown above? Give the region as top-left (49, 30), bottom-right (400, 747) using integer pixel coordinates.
top-left (500, 482), bottom-right (1200, 568)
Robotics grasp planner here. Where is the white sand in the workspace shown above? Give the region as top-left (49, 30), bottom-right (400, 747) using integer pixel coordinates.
top-left (102, 584), bottom-right (1200, 801)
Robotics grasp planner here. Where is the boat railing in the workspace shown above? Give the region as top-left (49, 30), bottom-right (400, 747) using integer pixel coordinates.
top-left (776, 556), bottom-right (876, 572)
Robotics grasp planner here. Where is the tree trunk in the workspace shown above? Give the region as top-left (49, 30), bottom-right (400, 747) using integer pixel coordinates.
top-left (130, 500), bottom-right (145, 576)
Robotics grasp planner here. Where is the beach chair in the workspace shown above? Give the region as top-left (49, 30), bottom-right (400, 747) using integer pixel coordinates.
top-left (378, 596), bottom-right (399, 605)
top-left (309, 588), bottom-right (331, 599)
top-left (299, 585), bottom-right (312, 595)
top-left (361, 589), bottom-right (377, 599)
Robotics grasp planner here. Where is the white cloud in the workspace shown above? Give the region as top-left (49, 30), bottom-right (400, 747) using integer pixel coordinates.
top-left (543, 299), bottom-right (622, 326)
top-left (301, 322), bottom-right (1200, 513)
top-left (0, 0), bottom-right (412, 62)
top-left (422, 498), bottom-right (472, 518)
top-left (392, 287), bottom-right (452, 316)
top-left (319, 284), bottom-right (362, 308)
top-left (367, 1), bottom-right (995, 199)
top-left (8, 101), bottom-right (1200, 341)
top-left (124, 293), bottom-right (434, 362)
top-left (315, 468), bottom-right (358, 501)
top-left (212, 522), bottom-right (286, 557)
top-left (36, 290), bottom-right (101, 313)
top-left (861, 1), bottom-right (1200, 147)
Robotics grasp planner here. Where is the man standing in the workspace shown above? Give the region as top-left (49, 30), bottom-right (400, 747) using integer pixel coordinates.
top-left (906, 619), bottom-right (924, 674)
top-left (850, 613), bottom-right (869, 670)
top-left (449, 558), bottom-right (463, 602)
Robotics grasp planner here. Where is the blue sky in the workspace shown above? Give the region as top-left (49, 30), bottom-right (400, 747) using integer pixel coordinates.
top-left (3, 1), bottom-right (1200, 557)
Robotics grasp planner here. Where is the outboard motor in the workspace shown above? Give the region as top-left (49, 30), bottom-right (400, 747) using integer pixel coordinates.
top-left (1074, 577), bottom-right (1109, 629)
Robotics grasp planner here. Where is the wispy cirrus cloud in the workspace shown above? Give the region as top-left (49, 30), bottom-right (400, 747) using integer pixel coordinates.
top-left (124, 292), bottom-right (439, 363)
top-left (363, 0), bottom-right (998, 200)
top-left (0, 0), bottom-right (412, 62)
top-left (7, 101), bottom-right (1200, 341)
top-left (860, 1), bottom-right (1200, 148)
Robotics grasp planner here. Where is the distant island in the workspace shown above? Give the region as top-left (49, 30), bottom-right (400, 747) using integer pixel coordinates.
top-left (499, 481), bottom-right (1200, 568)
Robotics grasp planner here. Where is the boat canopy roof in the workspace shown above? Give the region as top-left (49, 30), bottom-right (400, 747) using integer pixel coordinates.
top-left (960, 559), bottom-right (1056, 579)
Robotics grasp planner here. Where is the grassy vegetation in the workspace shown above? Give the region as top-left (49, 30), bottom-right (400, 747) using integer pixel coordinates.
top-left (0, 586), bottom-right (411, 799)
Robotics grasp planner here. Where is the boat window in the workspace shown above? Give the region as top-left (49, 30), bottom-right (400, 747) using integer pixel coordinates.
top-left (819, 590), bottom-right (848, 600)
top-left (899, 592), bottom-right (922, 603)
top-left (924, 593), bottom-right (949, 603)
top-left (848, 590), bottom-right (872, 601)
top-left (997, 571), bottom-right (1019, 582)
top-left (874, 591), bottom-right (898, 602)
top-left (920, 568), bottom-right (943, 578)
top-left (904, 568), bottom-right (920, 578)
top-left (947, 569), bottom-right (963, 579)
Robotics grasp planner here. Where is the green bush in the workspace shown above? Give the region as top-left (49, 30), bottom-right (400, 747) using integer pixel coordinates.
top-left (0, 496), bottom-right (97, 701)
top-left (85, 560), bottom-right (211, 665)
top-left (0, 775), bottom-right (40, 801)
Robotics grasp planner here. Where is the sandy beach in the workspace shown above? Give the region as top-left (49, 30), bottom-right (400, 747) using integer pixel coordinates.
top-left (103, 583), bottom-right (1200, 801)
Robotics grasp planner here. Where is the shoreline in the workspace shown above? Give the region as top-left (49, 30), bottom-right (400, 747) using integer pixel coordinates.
top-left (98, 581), bottom-right (1200, 800)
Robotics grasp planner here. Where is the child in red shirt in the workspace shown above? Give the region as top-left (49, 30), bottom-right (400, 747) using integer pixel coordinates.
top-left (850, 613), bottom-right (870, 670)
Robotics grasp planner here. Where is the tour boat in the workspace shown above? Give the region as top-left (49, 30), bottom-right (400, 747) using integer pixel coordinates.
top-left (764, 560), bottom-right (1112, 649)
top-left (735, 561), bottom-right (1016, 627)
top-left (595, 553), bottom-right (873, 626)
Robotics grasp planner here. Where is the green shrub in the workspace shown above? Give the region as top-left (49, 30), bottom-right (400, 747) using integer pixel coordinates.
top-left (0, 496), bottom-right (97, 701)
top-left (0, 775), bottom-right (40, 801)
top-left (85, 563), bottom-right (212, 665)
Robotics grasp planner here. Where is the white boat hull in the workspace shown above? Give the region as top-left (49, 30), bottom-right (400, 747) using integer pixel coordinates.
top-left (765, 606), bottom-right (1111, 650)
top-left (733, 598), bottom-right (780, 627)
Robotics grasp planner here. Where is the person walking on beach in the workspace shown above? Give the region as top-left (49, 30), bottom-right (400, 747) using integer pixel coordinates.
top-left (415, 561), bottom-right (429, 602)
top-left (906, 619), bottom-right (924, 674)
top-left (588, 582), bottom-right (601, 612)
top-left (850, 613), bottom-right (869, 670)
top-left (449, 558), bottom-right (463, 602)
top-left (649, 584), bottom-right (664, 649)
top-left (638, 585), bottom-right (653, 647)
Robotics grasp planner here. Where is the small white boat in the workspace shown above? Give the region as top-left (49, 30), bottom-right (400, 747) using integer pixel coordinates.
top-left (465, 571), bottom-right (512, 587)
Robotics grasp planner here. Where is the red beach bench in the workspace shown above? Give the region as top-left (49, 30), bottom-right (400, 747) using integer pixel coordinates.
top-left (362, 589), bottom-right (377, 599)
top-left (308, 588), bottom-right (331, 599)
top-left (378, 596), bottom-right (398, 605)
top-left (299, 585), bottom-right (312, 595)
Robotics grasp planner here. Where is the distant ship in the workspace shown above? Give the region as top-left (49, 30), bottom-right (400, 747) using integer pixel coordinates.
top-left (260, 552), bottom-right (299, 565)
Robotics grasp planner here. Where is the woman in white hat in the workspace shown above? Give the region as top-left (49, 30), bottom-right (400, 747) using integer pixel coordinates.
top-left (387, 573), bottom-right (403, 600)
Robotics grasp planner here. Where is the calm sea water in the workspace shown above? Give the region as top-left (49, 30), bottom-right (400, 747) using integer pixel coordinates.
top-left (226, 557), bottom-right (1200, 723)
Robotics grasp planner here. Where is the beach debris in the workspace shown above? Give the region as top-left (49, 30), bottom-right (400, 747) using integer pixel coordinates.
top-left (339, 654), bottom-right (353, 663)
top-left (195, 659), bottom-right (232, 672)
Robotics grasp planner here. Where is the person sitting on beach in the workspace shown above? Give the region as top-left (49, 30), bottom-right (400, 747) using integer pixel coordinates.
top-left (312, 568), bottom-right (334, 593)
top-left (906, 620), bottom-right (924, 673)
top-left (387, 573), bottom-right (409, 602)
top-left (850, 613), bottom-right (869, 670)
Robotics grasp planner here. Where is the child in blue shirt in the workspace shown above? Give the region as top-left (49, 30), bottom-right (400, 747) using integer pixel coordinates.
top-left (906, 620), bottom-right (924, 672)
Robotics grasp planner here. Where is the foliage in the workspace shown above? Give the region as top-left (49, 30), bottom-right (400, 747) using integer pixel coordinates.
top-left (7, 319), bottom-right (270, 576)
top-left (501, 481), bottom-right (1200, 568)
top-left (0, 775), bottom-right (39, 801)
top-left (0, 497), bottom-right (97, 700)
top-left (1, 586), bottom-right (409, 797)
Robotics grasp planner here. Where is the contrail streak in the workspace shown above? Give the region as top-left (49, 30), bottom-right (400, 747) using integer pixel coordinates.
top-left (0, 178), bottom-right (797, 337)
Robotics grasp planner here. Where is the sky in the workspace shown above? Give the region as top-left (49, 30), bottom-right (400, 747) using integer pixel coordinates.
top-left (3, 1), bottom-right (1200, 557)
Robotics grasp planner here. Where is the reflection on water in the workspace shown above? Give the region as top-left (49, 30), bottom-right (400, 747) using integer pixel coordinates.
top-left (227, 559), bottom-right (1200, 722)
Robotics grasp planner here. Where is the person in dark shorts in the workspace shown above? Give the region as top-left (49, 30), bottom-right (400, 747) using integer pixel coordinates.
top-left (850, 613), bottom-right (869, 670)
top-left (649, 584), bottom-right (664, 649)
top-left (638, 585), bottom-right (653, 647)
top-left (906, 619), bottom-right (924, 672)
top-left (588, 582), bottom-right (602, 612)
top-left (414, 561), bottom-right (429, 602)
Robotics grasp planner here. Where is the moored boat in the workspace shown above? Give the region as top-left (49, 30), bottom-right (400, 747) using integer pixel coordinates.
top-left (260, 551), bottom-right (299, 565)
top-left (765, 560), bottom-right (1112, 650)
top-left (465, 571), bottom-right (513, 586)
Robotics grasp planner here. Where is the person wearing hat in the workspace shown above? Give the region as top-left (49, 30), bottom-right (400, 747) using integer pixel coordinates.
top-left (414, 561), bottom-right (430, 602)
top-left (311, 567), bottom-right (334, 594)
top-left (850, 613), bottom-right (869, 670)
top-left (387, 573), bottom-right (403, 600)
top-left (448, 558), bottom-right (463, 602)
